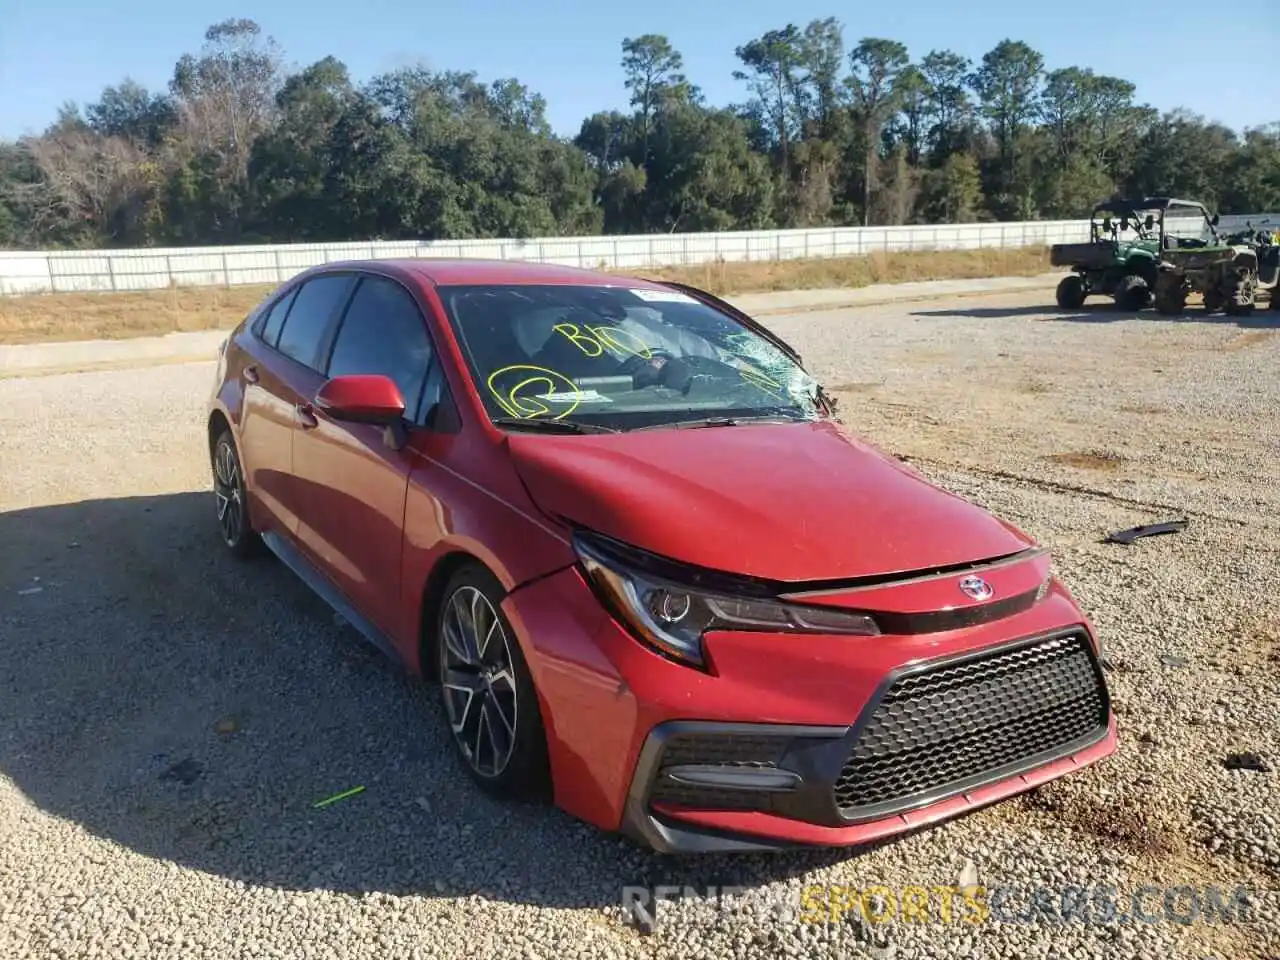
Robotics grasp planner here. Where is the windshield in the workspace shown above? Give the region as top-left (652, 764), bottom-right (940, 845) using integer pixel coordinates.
top-left (435, 283), bottom-right (824, 431)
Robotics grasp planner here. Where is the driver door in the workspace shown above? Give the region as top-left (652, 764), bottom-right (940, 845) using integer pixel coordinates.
top-left (290, 273), bottom-right (439, 641)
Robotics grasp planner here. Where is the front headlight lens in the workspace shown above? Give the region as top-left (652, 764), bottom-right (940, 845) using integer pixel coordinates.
top-left (575, 534), bottom-right (879, 668)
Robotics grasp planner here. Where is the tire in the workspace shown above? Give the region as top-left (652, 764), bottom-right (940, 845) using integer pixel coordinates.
top-left (1154, 277), bottom-right (1186, 316)
top-left (1224, 275), bottom-right (1257, 317)
top-left (1055, 275), bottom-right (1086, 309)
top-left (435, 563), bottom-right (551, 802)
top-left (211, 429), bottom-right (263, 558)
top-left (1270, 288), bottom-right (1280, 312)
top-left (1114, 274), bottom-right (1150, 311)
top-left (1203, 288), bottom-right (1225, 314)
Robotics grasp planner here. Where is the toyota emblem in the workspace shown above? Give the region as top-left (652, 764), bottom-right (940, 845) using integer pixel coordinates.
top-left (958, 575), bottom-right (994, 602)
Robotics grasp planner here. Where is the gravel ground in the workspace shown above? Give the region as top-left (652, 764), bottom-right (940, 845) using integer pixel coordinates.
top-left (2, 289), bottom-right (1278, 960)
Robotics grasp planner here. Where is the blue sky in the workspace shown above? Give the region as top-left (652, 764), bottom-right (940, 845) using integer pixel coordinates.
top-left (1, 0), bottom-right (1276, 140)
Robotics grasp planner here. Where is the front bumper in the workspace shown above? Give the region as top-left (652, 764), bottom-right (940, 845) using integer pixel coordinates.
top-left (501, 566), bottom-right (1117, 853)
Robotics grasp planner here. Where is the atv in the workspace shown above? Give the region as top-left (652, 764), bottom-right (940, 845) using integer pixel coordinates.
top-left (1050, 197), bottom-right (1166, 310)
top-left (1154, 215), bottom-right (1280, 316)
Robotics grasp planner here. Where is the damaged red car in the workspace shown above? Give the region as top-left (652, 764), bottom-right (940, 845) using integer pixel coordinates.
top-left (206, 258), bottom-right (1117, 853)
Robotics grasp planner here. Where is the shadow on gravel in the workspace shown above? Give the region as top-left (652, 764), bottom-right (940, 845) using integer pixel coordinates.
top-left (912, 302), bottom-right (1280, 327)
top-left (0, 493), bottom-right (900, 910)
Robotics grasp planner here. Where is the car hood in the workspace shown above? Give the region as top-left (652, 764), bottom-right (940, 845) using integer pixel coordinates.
top-left (505, 419), bottom-right (1035, 583)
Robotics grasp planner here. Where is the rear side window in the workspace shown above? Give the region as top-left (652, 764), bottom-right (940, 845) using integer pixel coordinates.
top-left (258, 286), bottom-right (299, 347)
top-left (276, 275), bottom-right (355, 370)
top-left (327, 276), bottom-right (435, 421)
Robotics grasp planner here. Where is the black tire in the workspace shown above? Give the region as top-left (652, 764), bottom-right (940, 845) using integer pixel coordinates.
top-left (435, 563), bottom-right (551, 802)
top-left (211, 429), bottom-right (263, 558)
top-left (1114, 274), bottom-right (1150, 311)
top-left (1154, 277), bottom-right (1186, 316)
top-left (1056, 275), bottom-right (1086, 309)
top-left (1203, 288), bottom-right (1225, 314)
top-left (1270, 289), bottom-right (1280, 312)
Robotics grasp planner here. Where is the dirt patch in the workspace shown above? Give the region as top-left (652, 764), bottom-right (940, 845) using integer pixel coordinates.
top-left (1224, 331), bottom-right (1276, 351)
top-left (1, 246), bottom-right (1053, 345)
top-left (1044, 450), bottom-right (1126, 471)
top-left (1016, 783), bottom-right (1185, 859)
top-left (1119, 403), bottom-right (1165, 415)
top-left (1018, 378), bottom-right (1053, 395)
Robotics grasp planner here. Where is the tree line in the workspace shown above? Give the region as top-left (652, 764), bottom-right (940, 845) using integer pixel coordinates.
top-left (1, 18), bottom-right (1277, 250)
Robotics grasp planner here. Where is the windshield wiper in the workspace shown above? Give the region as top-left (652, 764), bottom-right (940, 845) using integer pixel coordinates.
top-left (632, 414), bottom-right (811, 432)
top-left (490, 417), bottom-right (619, 434)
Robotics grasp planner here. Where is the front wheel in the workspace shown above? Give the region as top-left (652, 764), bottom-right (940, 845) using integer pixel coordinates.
top-left (212, 429), bottom-right (263, 558)
top-left (436, 564), bottom-right (551, 801)
top-left (1056, 275), bottom-right (1086, 309)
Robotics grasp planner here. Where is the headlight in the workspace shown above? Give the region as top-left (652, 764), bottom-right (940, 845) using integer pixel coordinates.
top-left (574, 532), bottom-right (879, 669)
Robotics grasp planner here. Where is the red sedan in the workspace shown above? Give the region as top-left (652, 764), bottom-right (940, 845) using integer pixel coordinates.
top-left (206, 258), bottom-right (1117, 853)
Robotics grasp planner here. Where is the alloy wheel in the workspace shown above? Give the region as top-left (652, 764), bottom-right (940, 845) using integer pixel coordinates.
top-left (213, 438), bottom-right (245, 548)
top-left (440, 585), bottom-right (520, 779)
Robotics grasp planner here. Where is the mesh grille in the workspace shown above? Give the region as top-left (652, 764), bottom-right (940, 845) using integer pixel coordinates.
top-left (833, 632), bottom-right (1108, 819)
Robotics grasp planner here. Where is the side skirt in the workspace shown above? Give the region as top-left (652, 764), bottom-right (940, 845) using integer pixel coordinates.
top-left (261, 530), bottom-right (405, 669)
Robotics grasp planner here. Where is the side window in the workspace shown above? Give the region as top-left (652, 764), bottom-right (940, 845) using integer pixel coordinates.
top-left (276, 275), bottom-right (356, 370)
top-left (258, 286), bottom-right (299, 347)
top-left (327, 276), bottom-right (435, 422)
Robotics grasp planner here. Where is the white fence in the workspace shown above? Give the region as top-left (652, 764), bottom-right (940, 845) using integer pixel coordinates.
top-left (1, 214), bottom-right (1276, 295)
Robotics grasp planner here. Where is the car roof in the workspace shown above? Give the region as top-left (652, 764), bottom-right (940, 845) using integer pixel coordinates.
top-left (314, 257), bottom-right (675, 291)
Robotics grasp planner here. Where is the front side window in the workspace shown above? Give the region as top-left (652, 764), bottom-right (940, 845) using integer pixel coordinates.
top-left (326, 276), bottom-right (435, 422)
top-left (435, 283), bottom-right (823, 431)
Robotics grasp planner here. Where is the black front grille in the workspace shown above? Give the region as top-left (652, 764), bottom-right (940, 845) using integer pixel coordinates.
top-left (833, 632), bottom-right (1109, 820)
top-left (650, 733), bottom-right (789, 811)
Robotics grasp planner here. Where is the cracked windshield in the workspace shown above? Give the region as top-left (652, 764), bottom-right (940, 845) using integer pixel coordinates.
top-left (437, 283), bottom-right (823, 429)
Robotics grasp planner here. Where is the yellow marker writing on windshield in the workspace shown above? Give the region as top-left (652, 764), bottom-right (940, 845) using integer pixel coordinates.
top-left (487, 364), bottom-right (582, 420)
top-left (553, 322), bottom-right (653, 360)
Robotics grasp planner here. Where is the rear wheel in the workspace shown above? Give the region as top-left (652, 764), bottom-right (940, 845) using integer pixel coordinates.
top-left (1056, 275), bottom-right (1086, 309)
top-left (1154, 276), bottom-right (1187, 316)
top-left (1114, 274), bottom-right (1150, 311)
top-left (436, 564), bottom-right (551, 801)
top-left (212, 429), bottom-right (263, 558)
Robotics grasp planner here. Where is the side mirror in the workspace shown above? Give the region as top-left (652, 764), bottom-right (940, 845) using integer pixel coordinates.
top-left (1211, 214), bottom-right (1220, 226)
top-left (314, 374), bottom-right (406, 426)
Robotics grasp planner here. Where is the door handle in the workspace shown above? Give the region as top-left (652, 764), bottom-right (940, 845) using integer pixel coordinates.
top-left (295, 402), bottom-right (318, 429)
top-left (243, 364), bottom-right (259, 384)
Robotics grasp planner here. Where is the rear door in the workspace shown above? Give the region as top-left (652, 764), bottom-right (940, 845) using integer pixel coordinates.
top-left (290, 273), bottom-right (439, 640)
top-left (239, 272), bottom-right (357, 541)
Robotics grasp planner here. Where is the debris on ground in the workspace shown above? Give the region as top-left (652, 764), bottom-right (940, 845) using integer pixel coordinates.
top-left (1103, 518), bottom-right (1188, 544)
top-left (1223, 752), bottom-right (1271, 773)
top-left (312, 785), bottom-right (366, 809)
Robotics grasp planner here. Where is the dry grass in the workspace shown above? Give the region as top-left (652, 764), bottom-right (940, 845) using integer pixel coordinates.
top-left (0, 246), bottom-right (1054, 345)
top-left (638, 245), bottom-right (1052, 295)
top-left (0, 284), bottom-right (275, 345)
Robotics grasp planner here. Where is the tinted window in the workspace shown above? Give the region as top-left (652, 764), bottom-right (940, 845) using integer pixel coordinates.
top-left (276, 275), bottom-right (355, 369)
top-left (327, 277), bottom-right (434, 421)
top-left (258, 286), bottom-right (299, 347)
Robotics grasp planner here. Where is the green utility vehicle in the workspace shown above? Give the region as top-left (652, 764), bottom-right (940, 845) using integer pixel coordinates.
top-left (1154, 215), bottom-right (1280, 315)
top-left (1050, 197), bottom-right (1173, 310)
top-left (1049, 197), bottom-right (1208, 309)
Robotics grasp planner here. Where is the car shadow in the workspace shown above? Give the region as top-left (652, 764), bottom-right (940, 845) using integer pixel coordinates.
top-left (912, 301), bottom-right (1280, 327)
top-left (0, 491), bottom-right (922, 912)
